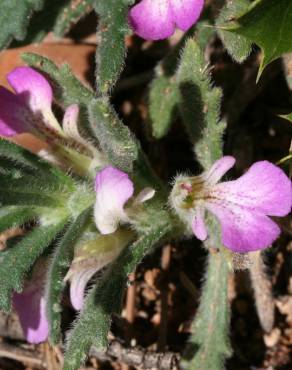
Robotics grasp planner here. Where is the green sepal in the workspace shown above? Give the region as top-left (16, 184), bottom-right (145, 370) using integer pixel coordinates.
top-left (47, 207), bottom-right (92, 344)
top-left (176, 39), bottom-right (225, 168)
top-left (63, 222), bottom-right (172, 370)
top-left (0, 219), bottom-right (67, 312)
top-left (88, 98), bottom-right (138, 172)
top-left (94, 0), bottom-right (135, 94)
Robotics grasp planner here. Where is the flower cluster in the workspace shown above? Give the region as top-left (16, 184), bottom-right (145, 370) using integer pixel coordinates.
top-left (1, 4), bottom-right (291, 346)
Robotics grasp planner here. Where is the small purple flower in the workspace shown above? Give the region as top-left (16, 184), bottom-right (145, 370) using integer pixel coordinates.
top-left (0, 67), bottom-right (88, 145)
top-left (12, 263), bottom-right (49, 344)
top-left (129, 0), bottom-right (204, 40)
top-left (0, 67), bottom-right (107, 175)
top-left (171, 156), bottom-right (292, 253)
top-left (0, 67), bottom-right (64, 137)
top-left (94, 166), bottom-right (155, 234)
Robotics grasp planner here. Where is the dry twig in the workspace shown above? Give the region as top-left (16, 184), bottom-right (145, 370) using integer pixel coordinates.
top-left (90, 340), bottom-right (180, 370)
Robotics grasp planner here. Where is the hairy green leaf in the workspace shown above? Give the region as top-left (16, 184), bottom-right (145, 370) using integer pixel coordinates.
top-left (54, 0), bottom-right (95, 37)
top-left (0, 207), bottom-right (36, 234)
top-left (225, 0), bottom-right (292, 78)
top-left (0, 138), bottom-right (51, 173)
top-left (15, 0), bottom-right (69, 44)
top-left (0, 0), bottom-right (44, 49)
top-left (94, 0), bottom-right (135, 94)
top-left (148, 32), bottom-right (194, 139)
top-left (216, 0), bottom-right (252, 63)
top-left (63, 222), bottom-right (172, 370)
top-left (176, 39), bottom-right (225, 168)
top-left (149, 75), bottom-right (179, 139)
top-left (0, 189), bottom-right (61, 208)
top-left (0, 139), bottom-right (73, 187)
top-left (0, 172), bottom-right (69, 196)
top-left (0, 220), bottom-right (67, 312)
top-left (46, 208), bottom-right (92, 343)
top-left (89, 98), bottom-right (138, 172)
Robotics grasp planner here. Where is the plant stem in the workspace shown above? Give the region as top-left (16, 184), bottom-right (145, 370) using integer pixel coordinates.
top-left (182, 249), bottom-right (232, 370)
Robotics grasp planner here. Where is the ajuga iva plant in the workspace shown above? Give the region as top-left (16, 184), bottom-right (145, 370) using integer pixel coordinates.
top-left (0, 0), bottom-right (291, 370)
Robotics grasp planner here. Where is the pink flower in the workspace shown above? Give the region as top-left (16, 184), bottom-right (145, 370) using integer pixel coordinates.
top-left (129, 0), bottom-right (204, 40)
top-left (0, 67), bottom-right (88, 146)
top-left (94, 166), bottom-right (155, 234)
top-left (171, 156), bottom-right (292, 253)
top-left (0, 67), bottom-right (64, 137)
top-left (0, 67), bottom-right (107, 176)
top-left (12, 264), bottom-right (49, 344)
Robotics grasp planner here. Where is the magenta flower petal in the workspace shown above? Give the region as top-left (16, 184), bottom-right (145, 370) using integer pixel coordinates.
top-left (206, 201), bottom-right (281, 253)
top-left (129, 0), bottom-right (174, 40)
top-left (171, 157), bottom-right (291, 253)
top-left (63, 104), bottom-right (79, 128)
top-left (13, 282), bottom-right (49, 344)
top-left (129, 0), bottom-right (204, 40)
top-left (62, 103), bottom-right (91, 147)
top-left (94, 166), bottom-right (134, 234)
top-left (207, 161), bottom-right (291, 251)
top-left (62, 104), bottom-right (81, 141)
top-left (205, 156), bottom-right (236, 185)
top-left (215, 161), bottom-right (292, 217)
top-left (170, 0), bottom-right (204, 31)
top-left (70, 268), bottom-right (97, 310)
top-left (191, 207), bottom-right (208, 240)
top-left (0, 87), bottom-right (29, 136)
top-left (7, 67), bottom-right (53, 113)
top-left (0, 67), bottom-right (62, 137)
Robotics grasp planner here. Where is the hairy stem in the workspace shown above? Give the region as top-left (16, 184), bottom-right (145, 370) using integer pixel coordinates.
top-left (183, 249), bottom-right (232, 370)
